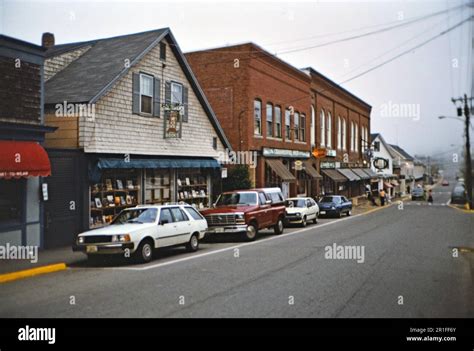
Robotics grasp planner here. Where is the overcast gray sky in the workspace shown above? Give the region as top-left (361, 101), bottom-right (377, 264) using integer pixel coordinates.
top-left (1, 0), bottom-right (472, 157)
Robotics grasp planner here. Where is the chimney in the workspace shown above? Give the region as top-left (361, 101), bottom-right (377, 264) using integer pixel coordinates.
top-left (42, 32), bottom-right (55, 48)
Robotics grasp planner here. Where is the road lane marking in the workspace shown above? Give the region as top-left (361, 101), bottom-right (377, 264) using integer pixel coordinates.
top-left (0, 263), bottom-right (67, 284)
top-left (102, 204), bottom-right (394, 271)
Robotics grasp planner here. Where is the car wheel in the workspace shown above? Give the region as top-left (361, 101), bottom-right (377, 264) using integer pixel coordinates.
top-left (347, 210), bottom-right (352, 216)
top-left (136, 239), bottom-right (153, 263)
top-left (301, 216), bottom-right (307, 227)
top-left (245, 222), bottom-right (258, 241)
top-left (313, 214), bottom-right (318, 224)
top-left (186, 233), bottom-right (199, 252)
top-left (274, 217), bottom-right (284, 235)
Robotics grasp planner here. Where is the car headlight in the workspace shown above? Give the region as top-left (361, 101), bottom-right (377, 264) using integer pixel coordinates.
top-left (295, 212), bottom-right (301, 217)
top-left (77, 236), bottom-right (84, 244)
top-left (235, 213), bottom-right (245, 224)
top-left (119, 234), bottom-right (131, 242)
top-left (331, 206), bottom-right (336, 210)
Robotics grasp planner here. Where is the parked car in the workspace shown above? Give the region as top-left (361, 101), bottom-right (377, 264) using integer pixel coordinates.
top-left (411, 187), bottom-right (425, 200)
top-left (317, 195), bottom-right (352, 218)
top-left (441, 179), bottom-right (449, 186)
top-left (73, 205), bottom-right (207, 263)
top-left (451, 186), bottom-right (467, 204)
top-left (285, 197), bottom-right (319, 227)
top-left (200, 188), bottom-right (286, 241)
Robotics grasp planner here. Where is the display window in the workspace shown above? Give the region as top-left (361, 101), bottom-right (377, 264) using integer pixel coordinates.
top-left (176, 169), bottom-right (210, 209)
top-left (90, 169), bottom-right (141, 228)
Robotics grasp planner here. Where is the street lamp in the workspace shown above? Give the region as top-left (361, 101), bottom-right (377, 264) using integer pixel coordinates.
top-left (438, 116), bottom-right (474, 130)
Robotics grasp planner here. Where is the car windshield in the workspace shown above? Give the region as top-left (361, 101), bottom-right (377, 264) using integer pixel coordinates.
top-left (286, 199), bottom-right (306, 207)
top-left (320, 196), bottom-right (338, 203)
top-left (111, 208), bottom-right (158, 224)
top-left (216, 192), bottom-right (257, 206)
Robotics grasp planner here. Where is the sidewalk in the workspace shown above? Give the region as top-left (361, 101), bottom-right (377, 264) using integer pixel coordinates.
top-left (0, 246), bottom-right (85, 276)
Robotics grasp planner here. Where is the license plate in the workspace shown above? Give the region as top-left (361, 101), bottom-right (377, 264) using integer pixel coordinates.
top-left (320, 211), bottom-right (326, 214)
top-left (86, 245), bottom-right (98, 253)
top-left (214, 227), bottom-right (224, 233)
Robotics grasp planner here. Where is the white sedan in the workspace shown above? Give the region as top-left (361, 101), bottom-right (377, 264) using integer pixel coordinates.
top-left (73, 205), bottom-right (207, 263)
top-left (284, 197), bottom-right (319, 227)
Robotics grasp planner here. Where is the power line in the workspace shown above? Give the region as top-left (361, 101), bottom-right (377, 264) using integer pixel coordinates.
top-left (276, 3), bottom-right (468, 56)
top-left (337, 11), bottom-right (457, 81)
top-left (338, 15), bottom-right (473, 85)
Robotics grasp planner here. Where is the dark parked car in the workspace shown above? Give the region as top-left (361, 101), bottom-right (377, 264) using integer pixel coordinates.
top-left (451, 186), bottom-right (467, 204)
top-left (317, 195), bottom-right (352, 218)
top-left (411, 187), bottom-right (425, 200)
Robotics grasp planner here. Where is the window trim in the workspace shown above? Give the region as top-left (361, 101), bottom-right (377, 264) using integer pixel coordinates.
top-left (139, 73), bottom-right (154, 115)
top-left (300, 113), bottom-right (306, 142)
top-left (320, 109), bottom-right (325, 147)
top-left (266, 102), bottom-right (274, 137)
top-left (275, 105), bottom-right (282, 139)
top-left (294, 111), bottom-right (300, 141)
top-left (327, 111), bottom-right (332, 148)
top-left (254, 99), bottom-right (262, 136)
top-left (170, 81), bottom-right (184, 106)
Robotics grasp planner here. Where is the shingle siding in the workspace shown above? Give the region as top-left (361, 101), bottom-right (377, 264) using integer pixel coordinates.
top-left (44, 46), bottom-right (92, 82)
top-left (81, 39), bottom-right (226, 158)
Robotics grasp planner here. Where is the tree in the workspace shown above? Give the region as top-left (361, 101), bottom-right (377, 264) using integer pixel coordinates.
top-left (222, 165), bottom-right (251, 192)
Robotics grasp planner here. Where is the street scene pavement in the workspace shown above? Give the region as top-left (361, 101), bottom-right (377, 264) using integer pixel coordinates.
top-left (1, 181), bottom-right (472, 318)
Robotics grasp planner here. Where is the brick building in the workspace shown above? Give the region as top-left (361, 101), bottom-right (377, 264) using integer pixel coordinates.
top-left (186, 43), bottom-right (320, 198)
top-left (302, 67), bottom-right (374, 198)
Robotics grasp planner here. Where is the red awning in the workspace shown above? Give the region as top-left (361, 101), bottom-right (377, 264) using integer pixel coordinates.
top-left (0, 141), bottom-right (51, 179)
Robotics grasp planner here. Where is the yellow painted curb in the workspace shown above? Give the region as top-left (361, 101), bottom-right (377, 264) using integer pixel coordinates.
top-left (0, 263), bottom-right (67, 284)
top-left (448, 204), bottom-right (474, 214)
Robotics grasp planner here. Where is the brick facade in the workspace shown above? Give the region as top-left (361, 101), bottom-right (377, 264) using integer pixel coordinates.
top-left (186, 43), bottom-right (312, 196)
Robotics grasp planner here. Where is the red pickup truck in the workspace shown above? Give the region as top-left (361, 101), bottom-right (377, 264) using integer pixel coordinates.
top-left (201, 188), bottom-right (286, 241)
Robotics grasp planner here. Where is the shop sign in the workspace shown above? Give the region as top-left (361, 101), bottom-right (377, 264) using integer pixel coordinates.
top-left (326, 149), bottom-right (337, 157)
top-left (373, 157), bottom-right (389, 170)
top-left (312, 148), bottom-right (326, 158)
top-left (164, 109), bottom-right (182, 138)
top-left (262, 148), bottom-right (310, 159)
top-left (320, 162), bottom-right (335, 169)
top-left (294, 160), bottom-right (303, 171)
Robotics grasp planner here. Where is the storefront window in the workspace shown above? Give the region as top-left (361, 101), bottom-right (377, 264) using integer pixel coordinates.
top-left (90, 169), bottom-right (141, 228)
top-left (0, 179), bottom-right (23, 223)
top-left (145, 169), bottom-right (172, 205)
top-left (177, 170), bottom-right (210, 209)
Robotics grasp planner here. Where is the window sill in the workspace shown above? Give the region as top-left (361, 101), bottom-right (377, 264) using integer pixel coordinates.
top-left (267, 136), bottom-right (283, 141)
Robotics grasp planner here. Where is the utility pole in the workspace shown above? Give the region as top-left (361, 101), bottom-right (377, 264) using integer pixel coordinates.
top-left (451, 95), bottom-right (473, 209)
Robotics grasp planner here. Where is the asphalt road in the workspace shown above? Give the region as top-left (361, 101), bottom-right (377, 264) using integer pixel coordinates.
top-left (0, 183), bottom-right (472, 318)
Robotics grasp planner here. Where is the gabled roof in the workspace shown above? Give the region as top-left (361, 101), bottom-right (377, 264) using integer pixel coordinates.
top-left (45, 29), bottom-right (168, 104)
top-left (44, 28), bottom-right (231, 150)
top-left (371, 133), bottom-right (396, 158)
top-left (389, 144), bottom-right (414, 161)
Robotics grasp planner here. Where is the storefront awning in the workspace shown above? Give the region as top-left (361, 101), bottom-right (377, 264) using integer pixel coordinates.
top-left (266, 159), bottom-right (296, 182)
top-left (391, 180), bottom-right (400, 186)
top-left (384, 182), bottom-right (393, 188)
top-left (362, 168), bottom-right (378, 178)
top-left (89, 157), bottom-right (221, 183)
top-left (351, 168), bottom-right (370, 180)
top-left (321, 169), bottom-right (348, 182)
top-left (0, 141), bottom-right (51, 179)
top-left (303, 160), bottom-right (322, 179)
top-left (337, 168), bottom-right (361, 181)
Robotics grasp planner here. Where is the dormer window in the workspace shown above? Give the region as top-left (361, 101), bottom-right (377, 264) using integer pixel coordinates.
top-left (140, 74), bottom-right (153, 114)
